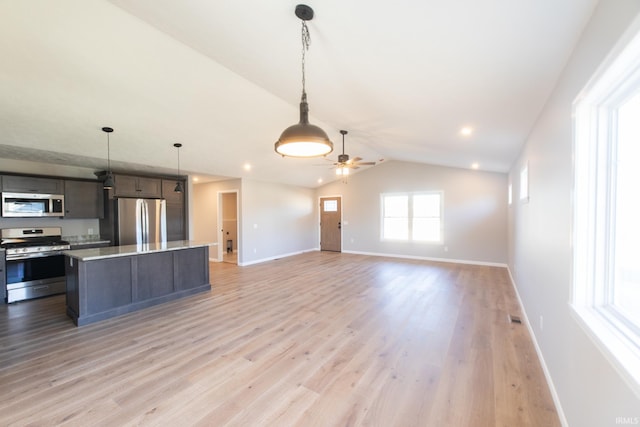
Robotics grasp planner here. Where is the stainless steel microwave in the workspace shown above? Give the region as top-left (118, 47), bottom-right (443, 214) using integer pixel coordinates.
top-left (1, 192), bottom-right (65, 217)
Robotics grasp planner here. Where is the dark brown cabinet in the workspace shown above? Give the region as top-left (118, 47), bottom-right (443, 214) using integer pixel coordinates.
top-left (113, 175), bottom-right (161, 198)
top-left (162, 179), bottom-right (186, 241)
top-left (64, 180), bottom-right (104, 218)
top-left (1, 175), bottom-right (64, 194)
top-left (1, 249), bottom-right (5, 303)
top-left (65, 245), bottom-right (210, 326)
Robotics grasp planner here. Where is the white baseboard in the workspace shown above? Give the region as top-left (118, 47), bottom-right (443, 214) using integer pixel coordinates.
top-left (236, 248), bottom-right (507, 268)
top-left (238, 248), bottom-right (316, 266)
top-left (506, 267), bottom-right (568, 427)
top-left (342, 249), bottom-right (507, 268)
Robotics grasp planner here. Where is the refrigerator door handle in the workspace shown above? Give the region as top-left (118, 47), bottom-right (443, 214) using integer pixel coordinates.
top-left (135, 199), bottom-right (144, 245)
top-left (142, 200), bottom-right (149, 244)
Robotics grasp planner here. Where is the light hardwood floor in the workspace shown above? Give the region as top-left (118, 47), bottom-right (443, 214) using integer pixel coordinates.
top-left (0, 252), bottom-right (559, 426)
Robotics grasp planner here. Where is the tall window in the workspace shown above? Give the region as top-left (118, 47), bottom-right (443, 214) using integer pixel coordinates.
top-left (572, 26), bottom-right (640, 394)
top-left (381, 192), bottom-right (442, 242)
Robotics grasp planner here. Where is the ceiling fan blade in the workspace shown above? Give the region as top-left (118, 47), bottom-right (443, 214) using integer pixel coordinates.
top-left (354, 161), bottom-right (376, 166)
top-left (351, 156), bottom-right (363, 162)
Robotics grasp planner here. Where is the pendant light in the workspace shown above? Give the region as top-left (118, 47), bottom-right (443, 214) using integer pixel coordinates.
top-left (102, 127), bottom-right (115, 189)
top-left (274, 4), bottom-right (333, 158)
top-left (173, 143), bottom-right (183, 193)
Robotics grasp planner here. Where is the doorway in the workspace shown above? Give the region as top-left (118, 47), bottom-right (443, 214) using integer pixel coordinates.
top-left (320, 196), bottom-right (342, 252)
top-left (218, 191), bottom-right (239, 264)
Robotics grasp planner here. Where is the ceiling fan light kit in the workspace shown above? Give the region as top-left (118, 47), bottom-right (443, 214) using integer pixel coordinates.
top-left (274, 4), bottom-right (333, 158)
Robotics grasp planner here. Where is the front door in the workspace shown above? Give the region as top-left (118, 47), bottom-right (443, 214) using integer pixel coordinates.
top-left (320, 197), bottom-right (341, 252)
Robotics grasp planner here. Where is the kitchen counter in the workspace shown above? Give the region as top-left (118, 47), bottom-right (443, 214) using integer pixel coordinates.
top-left (64, 240), bottom-right (212, 261)
top-left (67, 239), bottom-right (111, 250)
top-left (65, 241), bottom-right (213, 326)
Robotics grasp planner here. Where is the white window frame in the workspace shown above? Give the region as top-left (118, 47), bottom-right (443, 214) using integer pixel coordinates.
top-left (380, 191), bottom-right (443, 243)
top-left (571, 21), bottom-right (640, 396)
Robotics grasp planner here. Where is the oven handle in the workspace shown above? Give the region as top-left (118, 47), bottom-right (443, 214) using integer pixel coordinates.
top-left (5, 251), bottom-right (66, 261)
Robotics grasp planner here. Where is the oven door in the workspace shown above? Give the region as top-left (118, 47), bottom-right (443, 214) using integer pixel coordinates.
top-left (5, 254), bottom-right (66, 303)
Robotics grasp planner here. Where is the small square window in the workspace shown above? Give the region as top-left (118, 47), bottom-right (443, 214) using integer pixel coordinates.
top-left (323, 200), bottom-right (338, 212)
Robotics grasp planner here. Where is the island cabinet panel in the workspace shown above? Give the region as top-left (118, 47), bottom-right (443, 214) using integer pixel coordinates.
top-left (84, 257), bottom-right (133, 313)
top-left (174, 246), bottom-right (207, 291)
top-left (136, 252), bottom-right (174, 300)
top-left (65, 245), bottom-right (210, 326)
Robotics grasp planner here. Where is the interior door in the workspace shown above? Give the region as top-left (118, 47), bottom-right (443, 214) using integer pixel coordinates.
top-left (320, 197), bottom-right (341, 252)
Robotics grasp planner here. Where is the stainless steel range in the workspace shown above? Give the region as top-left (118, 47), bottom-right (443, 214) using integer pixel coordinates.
top-left (1, 227), bottom-right (70, 303)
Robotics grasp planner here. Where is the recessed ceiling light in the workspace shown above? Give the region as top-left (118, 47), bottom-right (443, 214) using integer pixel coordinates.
top-left (460, 127), bottom-right (473, 136)
top-left (317, 178), bottom-right (323, 184)
top-left (243, 163), bottom-right (252, 171)
top-left (193, 177), bottom-right (199, 182)
top-left (471, 162), bottom-right (479, 169)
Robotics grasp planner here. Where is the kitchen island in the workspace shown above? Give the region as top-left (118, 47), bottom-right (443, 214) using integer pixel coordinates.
top-left (64, 241), bottom-right (212, 326)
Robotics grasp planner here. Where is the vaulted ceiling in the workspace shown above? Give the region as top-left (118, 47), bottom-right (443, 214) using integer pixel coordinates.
top-left (0, 0), bottom-right (598, 187)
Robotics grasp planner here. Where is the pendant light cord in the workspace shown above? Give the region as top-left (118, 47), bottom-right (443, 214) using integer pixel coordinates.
top-left (301, 20), bottom-right (310, 98)
top-left (107, 132), bottom-right (111, 172)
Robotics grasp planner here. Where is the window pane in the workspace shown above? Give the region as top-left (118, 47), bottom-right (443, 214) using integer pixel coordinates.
top-left (413, 194), bottom-right (440, 217)
top-left (323, 200), bottom-right (337, 212)
top-left (413, 218), bottom-right (440, 241)
top-left (612, 92), bottom-right (640, 325)
top-left (384, 195), bottom-right (408, 217)
top-left (383, 218), bottom-right (408, 240)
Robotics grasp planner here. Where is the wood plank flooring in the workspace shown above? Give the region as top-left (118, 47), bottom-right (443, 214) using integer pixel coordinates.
top-left (0, 252), bottom-right (560, 426)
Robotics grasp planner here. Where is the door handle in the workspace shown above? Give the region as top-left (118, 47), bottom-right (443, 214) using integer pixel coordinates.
top-left (338, 222), bottom-right (341, 230)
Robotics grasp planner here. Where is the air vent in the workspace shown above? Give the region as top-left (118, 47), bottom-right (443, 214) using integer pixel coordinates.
top-left (509, 314), bottom-right (522, 324)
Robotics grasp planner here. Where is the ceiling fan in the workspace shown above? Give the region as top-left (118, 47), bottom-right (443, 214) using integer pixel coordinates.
top-left (331, 130), bottom-right (376, 173)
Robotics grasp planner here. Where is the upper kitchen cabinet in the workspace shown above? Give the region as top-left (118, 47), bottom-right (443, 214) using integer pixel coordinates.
top-left (162, 179), bottom-right (186, 241)
top-left (113, 175), bottom-right (161, 199)
top-left (64, 180), bottom-right (104, 219)
top-left (161, 179), bottom-right (185, 204)
top-left (1, 175), bottom-right (64, 194)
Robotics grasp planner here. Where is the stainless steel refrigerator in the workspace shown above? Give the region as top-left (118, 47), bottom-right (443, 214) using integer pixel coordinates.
top-left (116, 198), bottom-right (167, 246)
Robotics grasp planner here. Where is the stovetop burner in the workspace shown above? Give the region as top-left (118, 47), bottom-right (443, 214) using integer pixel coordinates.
top-left (1, 239), bottom-right (70, 249)
top-left (1, 227), bottom-right (70, 254)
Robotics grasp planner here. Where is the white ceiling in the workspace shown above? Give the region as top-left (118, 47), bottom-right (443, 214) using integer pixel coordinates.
top-left (0, 0), bottom-right (597, 187)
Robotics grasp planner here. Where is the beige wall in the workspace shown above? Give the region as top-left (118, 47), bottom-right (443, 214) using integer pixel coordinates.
top-left (508, 1), bottom-right (640, 425)
top-left (221, 192), bottom-right (237, 252)
top-left (192, 178), bottom-right (241, 261)
top-left (317, 160), bottom-right (508, 265)
top-left (240, 179), bottom-right (317, 265)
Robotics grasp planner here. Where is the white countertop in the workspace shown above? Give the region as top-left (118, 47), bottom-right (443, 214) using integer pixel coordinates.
top-left (64, 240), bottom-right (216, 261)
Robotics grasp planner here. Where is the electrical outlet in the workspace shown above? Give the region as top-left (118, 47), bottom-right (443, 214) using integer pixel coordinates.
top-left (444, 246), bottom-right (449, 252)
top-left (539, 315), bottom-right (544, 331)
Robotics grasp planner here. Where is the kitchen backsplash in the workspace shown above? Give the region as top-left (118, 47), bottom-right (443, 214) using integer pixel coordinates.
top-left (0, 217), bottom-right (100, 238)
